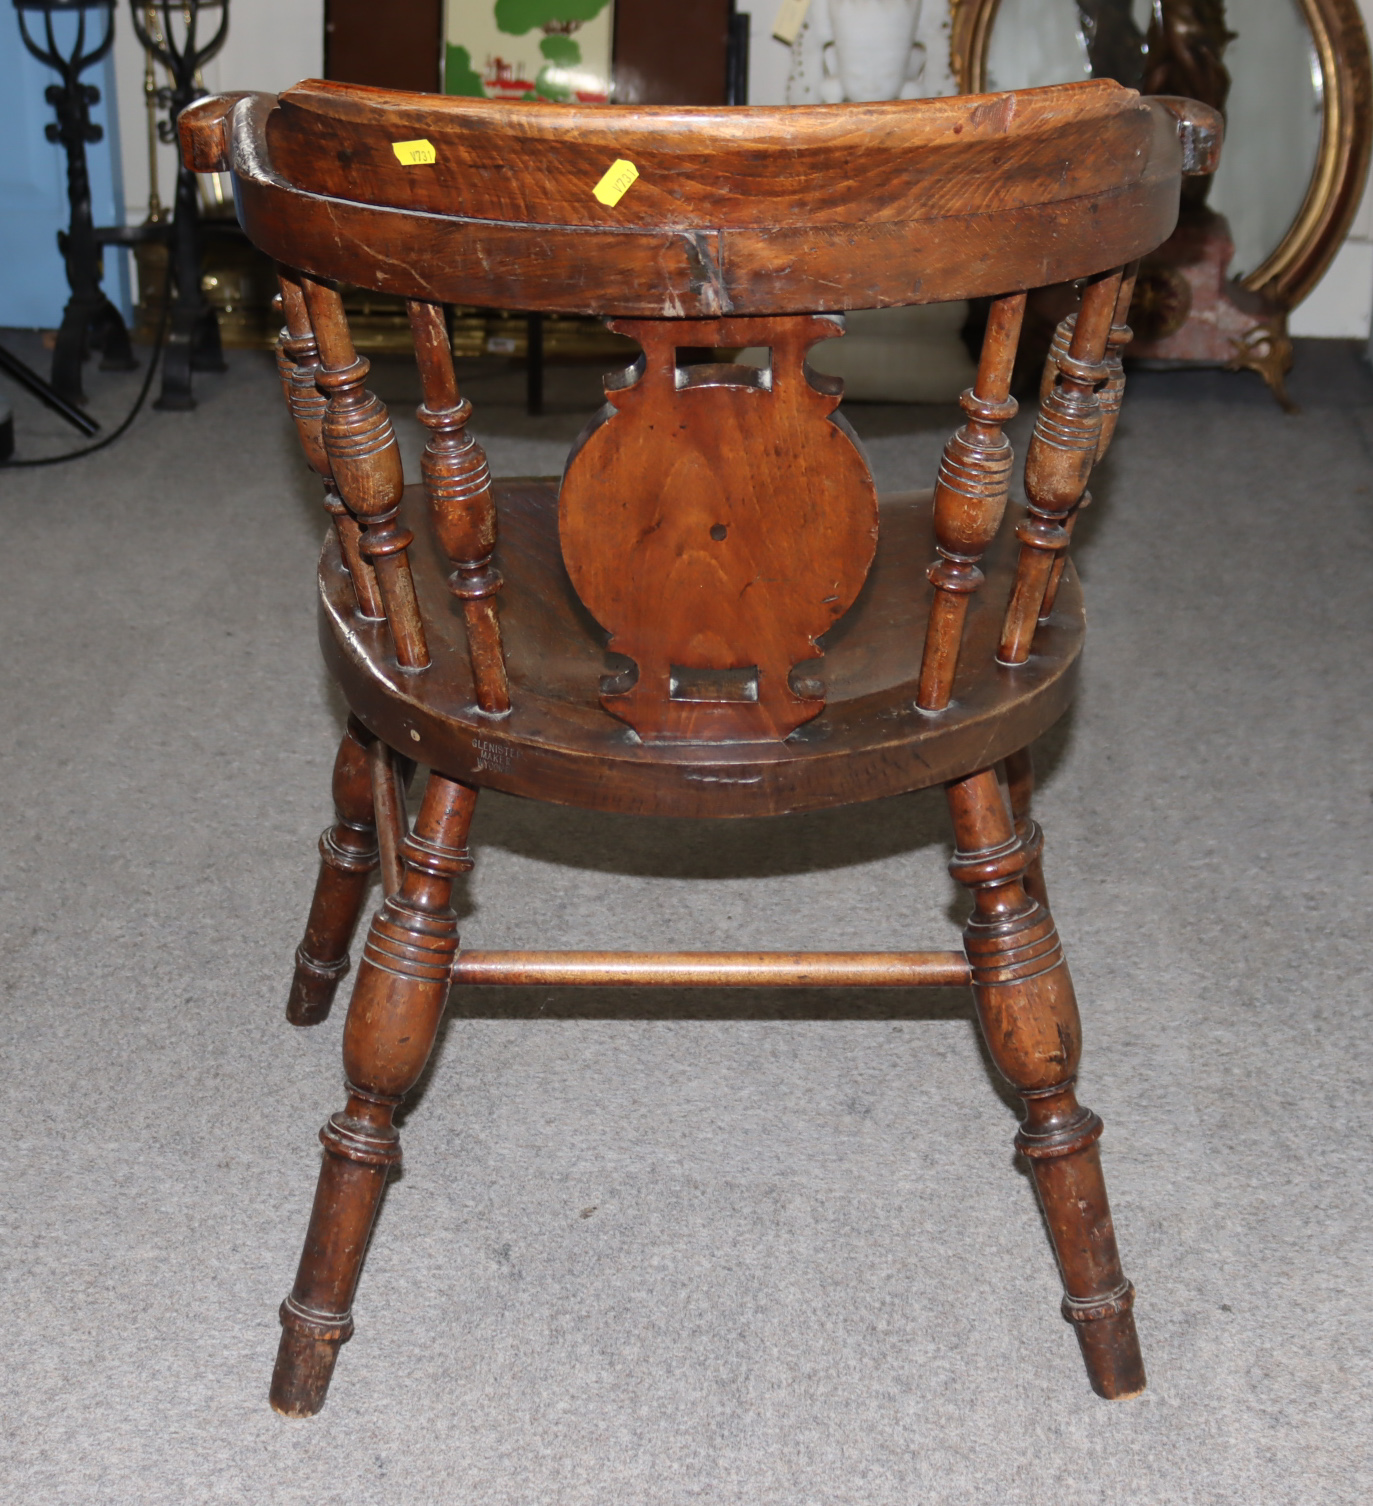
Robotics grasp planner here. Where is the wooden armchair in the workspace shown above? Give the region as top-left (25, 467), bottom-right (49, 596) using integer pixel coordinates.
top-left (180, 79), bottom-right (1219, 1419)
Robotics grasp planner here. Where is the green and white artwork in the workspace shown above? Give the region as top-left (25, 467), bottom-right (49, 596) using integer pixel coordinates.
top-left (444, 0), bottom-right (615, 103)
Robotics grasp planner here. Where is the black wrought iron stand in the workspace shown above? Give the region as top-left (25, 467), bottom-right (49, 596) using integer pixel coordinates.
top-left (0, 341), bottom-right (101, 435)
top-left (131, 0), bottom-right (229, 410)
top-left (16, 0), bottom-right (138, 406)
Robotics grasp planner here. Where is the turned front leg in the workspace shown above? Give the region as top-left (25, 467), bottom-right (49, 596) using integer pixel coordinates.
top-left (946, 767), bottom-right (1145, 1400)
top-left (271, 773), bottom-right (479, 1417)
top-left (287, 716), bottom-right (379, 1026)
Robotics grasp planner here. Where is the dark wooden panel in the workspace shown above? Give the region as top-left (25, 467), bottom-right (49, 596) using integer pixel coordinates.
top-left (325, 0), bottom-right (442, 94)
top-left (614, 0), bottom-right (733, 105)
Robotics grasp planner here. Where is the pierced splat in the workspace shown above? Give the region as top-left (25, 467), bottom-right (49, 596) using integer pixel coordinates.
top-left (558, 316), bottom-right (878, 742)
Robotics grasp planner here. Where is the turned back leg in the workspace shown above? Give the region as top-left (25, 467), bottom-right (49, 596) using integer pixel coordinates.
top-left (1002, 745), bottom-right (1049, 910)
top-left (287, 716), bottom-right (380, 1025)
top-left (946, 766), bottom-right (1145, 1400)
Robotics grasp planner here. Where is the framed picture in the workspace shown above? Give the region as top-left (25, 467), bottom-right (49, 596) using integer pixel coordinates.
top-left (444, 0), bottom-right (615, 102)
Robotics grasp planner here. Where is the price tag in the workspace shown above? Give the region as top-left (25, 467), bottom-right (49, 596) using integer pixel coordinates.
top-left (392, 138), bottom-right (437, 166)
top-left (772, 0), bottom-right (811, 45)
top-left (593, 158), bottom-right (639, 208)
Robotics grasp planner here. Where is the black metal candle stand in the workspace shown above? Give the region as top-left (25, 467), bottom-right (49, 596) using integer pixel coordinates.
top-left (15, 0), bottom-right (138, 407)
top-left (130, 0), bottom-right (230, 410)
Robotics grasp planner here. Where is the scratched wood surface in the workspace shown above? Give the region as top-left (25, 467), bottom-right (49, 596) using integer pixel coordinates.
top-left (181, 83), bottom-right (1187, 316)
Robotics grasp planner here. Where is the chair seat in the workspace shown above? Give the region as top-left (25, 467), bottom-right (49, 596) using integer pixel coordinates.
top-left (322, 483), bottom-right (1083, 818)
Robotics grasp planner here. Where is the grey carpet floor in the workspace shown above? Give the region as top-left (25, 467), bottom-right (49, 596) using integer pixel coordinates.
top-left (1, 332), bottom-right (1371, 1504)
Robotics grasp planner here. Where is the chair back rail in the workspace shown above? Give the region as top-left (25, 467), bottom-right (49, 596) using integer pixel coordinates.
top-left (179, 83), bottom-right (1221, 734)
top-left (183, 82), bottom-right (1188, 317)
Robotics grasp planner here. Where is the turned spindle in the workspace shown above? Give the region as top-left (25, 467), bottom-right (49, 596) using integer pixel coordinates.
top-left (299, 276), bottom-right (429, 670)
top-left (945, 766), bottom-right (1145, 1400)
top-left (276, 269), bottom-right (385, 620)
top-left (407, 299), bottom-right (510, 715)
top-left (917, 292), bottom-right (1026, 712)
top-left (1094, 262), bottom-right (1138, 465)
top-left (1036, 264), bottom-right (1139, 624)
top-left (998, 269), bottom-right (1122, 665)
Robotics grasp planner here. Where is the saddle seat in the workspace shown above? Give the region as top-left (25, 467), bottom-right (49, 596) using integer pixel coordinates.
top-left (322, 480), bottom-right (1084, 819)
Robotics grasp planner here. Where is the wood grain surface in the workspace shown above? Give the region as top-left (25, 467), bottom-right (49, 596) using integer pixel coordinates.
top-left (559, 318), bottom-right (878, 742)
top-left (183, 83), bottom-right (1188, 315)
top-left (322, 481), bottom-right (1083, 818)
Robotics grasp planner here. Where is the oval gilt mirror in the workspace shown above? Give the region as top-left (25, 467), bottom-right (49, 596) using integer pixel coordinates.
top-left (951, 0), bottom-right (1370, 305)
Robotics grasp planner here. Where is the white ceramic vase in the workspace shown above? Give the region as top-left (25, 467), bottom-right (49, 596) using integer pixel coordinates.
top-left (821, 0), bottom-right (926, 104)
top-left (782, 0), bottom-right (975, 405)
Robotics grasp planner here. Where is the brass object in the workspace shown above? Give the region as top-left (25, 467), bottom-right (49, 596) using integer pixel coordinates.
top-left (1227, 318), bottom-right (1296, 413)
top-left (949, 0), bottom-right (1372, 308)
top-left (1130, 261), bottom-right (1192, 342)
top-left (135, 257), bottom-right (644, 358)
top-left (142, 4), bottom-right (166, 224)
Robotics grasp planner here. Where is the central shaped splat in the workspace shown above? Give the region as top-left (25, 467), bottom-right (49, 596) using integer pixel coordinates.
top-left (558, 315), bottom-right (879, 742)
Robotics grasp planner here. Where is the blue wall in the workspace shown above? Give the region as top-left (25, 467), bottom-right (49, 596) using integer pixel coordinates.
top-left (0, 6), bottom-right (130, 328)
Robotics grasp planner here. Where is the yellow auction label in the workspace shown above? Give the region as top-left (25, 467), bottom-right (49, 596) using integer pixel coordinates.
top-left (592, 158), bottom-right (639, 208)
top-left (392, 138), bottom-right (437, 166)
top-left (772, 0), bottom-right (811, 45)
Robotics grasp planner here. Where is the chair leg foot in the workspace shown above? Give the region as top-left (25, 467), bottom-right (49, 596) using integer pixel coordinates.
top-left (1066, 1292), bottom-right (1146, 1399)
top-left (286, 947), bottom-right (349, 1026)
top-left (270, 1307), bottom-right (350, 1418)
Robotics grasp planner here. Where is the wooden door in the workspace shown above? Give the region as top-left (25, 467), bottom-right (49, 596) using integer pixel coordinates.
top-left (326, 0), bottom-right (443, 93)
top-left (613, 0), bottom-right (738, 105)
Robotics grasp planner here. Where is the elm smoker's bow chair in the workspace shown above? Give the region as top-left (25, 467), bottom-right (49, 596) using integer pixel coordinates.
top-left (180, 79), bottom-right (1220, 1419)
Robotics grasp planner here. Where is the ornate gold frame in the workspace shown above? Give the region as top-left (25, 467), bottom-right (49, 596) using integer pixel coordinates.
top-left (948, 0), bottom-right (1372, 307)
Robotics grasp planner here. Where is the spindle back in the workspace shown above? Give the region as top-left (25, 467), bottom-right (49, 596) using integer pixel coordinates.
top-left (182, 82), bottom-right (1218, 741)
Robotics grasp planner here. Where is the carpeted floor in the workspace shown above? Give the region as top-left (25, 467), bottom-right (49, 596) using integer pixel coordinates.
top-left (1, 331), bottom-right (1370, 1504)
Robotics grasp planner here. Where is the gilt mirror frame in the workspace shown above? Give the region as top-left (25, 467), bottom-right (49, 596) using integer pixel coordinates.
top-left (949, 0), bottom-right (1372, 307)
